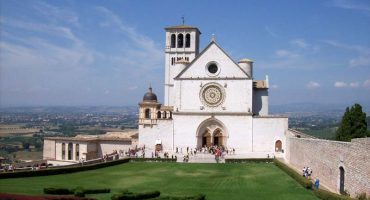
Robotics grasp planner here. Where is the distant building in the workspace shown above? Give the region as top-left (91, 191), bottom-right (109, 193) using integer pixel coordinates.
top-left (43, 131), bottom-right (137, 166)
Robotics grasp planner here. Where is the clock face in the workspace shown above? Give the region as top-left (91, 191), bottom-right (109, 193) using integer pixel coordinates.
top-left (200, 83), bottom-right (225, 107)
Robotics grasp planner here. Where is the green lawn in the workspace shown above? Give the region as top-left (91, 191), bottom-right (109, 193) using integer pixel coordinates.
top-left (0, 162), bottom-right (319, 200)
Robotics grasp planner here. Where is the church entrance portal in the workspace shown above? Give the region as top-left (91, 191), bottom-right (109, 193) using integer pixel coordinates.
top-left (197, 118), bottom-right (228, 148)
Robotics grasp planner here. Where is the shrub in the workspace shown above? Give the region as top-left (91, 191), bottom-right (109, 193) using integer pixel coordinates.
top-left (111, 190), bottom-right (160, 200)
top-left (273, 159), bottom-right (312, 189)
top-left (43, 187), bottom-right (74, 195)
top-left (313, 188), bottom-right (353, 200)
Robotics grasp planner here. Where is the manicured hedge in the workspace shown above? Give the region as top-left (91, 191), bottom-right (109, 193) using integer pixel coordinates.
top-left (0, 158), bottom-right (130, 179)
top-left (44, 187), bottom-right (73, 195)
top-left (313, 188), bottom-right (353, 200)
top-left (225, 158), bottom-right (273, 163)
top-left (273, 159), bottom-right (312, 189)
top-left (44, 187), bottom-right (110, 198)
top-left (111, 190), bottom-right (160, 200)
top-left (130, 158), bottom-right (177, 162)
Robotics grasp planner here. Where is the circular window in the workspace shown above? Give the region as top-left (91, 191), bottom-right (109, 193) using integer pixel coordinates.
top-left (208, 64), bottom-right (218, 74)
top-left (199, 83), bottom-right (225, 107)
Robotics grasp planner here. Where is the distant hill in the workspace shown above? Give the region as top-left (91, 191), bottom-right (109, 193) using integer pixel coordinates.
top-left (270, 103), bottom-right (370, 115)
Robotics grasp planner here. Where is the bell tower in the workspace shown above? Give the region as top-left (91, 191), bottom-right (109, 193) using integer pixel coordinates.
top-left (164, 25), bottom-right (201, 106)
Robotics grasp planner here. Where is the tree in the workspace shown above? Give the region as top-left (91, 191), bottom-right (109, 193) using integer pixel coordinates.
top-left (336, 104), bottom-right (367, 141)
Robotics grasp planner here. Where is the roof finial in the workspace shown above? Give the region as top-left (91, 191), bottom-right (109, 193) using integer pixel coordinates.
top-left (181, 16), bottom-right (185, 25)
top-left (149, 83), bottom-right (152, 92)
top-left (211, 34), bottom-right (216, 42)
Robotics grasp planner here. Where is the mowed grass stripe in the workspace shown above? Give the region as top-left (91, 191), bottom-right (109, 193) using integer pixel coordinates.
top-left (0, 162), bottom-right (319, 200)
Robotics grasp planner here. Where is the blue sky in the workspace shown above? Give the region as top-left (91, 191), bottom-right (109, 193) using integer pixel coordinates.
top-left (1, 0), bottom-right (369, 107)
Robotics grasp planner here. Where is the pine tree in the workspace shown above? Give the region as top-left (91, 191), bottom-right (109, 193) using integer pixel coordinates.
top-left (336, 104), bottom-right (368, 141)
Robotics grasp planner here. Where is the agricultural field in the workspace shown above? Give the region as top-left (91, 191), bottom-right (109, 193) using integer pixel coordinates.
top-left (0, 162), bottom-right (319, 200)
top-left (0, 124), bottom-right (39, 137)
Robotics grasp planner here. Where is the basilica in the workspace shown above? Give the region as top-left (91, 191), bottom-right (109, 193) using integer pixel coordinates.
top-left (138, 25), bottom-right (288, 155)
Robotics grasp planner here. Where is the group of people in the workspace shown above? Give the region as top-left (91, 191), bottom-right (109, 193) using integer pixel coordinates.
top-left (302, 166), bottom-right (320, 189)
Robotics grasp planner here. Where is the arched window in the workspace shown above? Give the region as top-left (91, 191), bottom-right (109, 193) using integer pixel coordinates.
top-left (185, 34), bottom-right (191, 48)
top-left (171, 34), bottom-right (176, 48)
top-left (177, 34), bottom-right (184, 48)
top-left (145, 109), bottom-right (151, 119)
top-left (275, 140), bottom-right (282, 152)
top-left (169, 112), bottom-right (172, 119)
top-left (157, 111), bottom-right (161, 119)
top-left (76, 144), bottom-right (79, 160)
top-left (163, 111), bottom-right (167, 119)
top-left (62, 143), bottom-right (65, 160)
top-left (68, 143), bottom-right (73, 160)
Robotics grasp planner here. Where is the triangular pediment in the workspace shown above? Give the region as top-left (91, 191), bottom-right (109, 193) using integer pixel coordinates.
top-left (175, 41), bottom-right (250, 79)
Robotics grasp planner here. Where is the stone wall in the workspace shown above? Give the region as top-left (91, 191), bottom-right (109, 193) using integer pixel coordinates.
top-left (286, 135), bottom-right (370, 197)
top-left (43, 139), bottom-right (55, 160)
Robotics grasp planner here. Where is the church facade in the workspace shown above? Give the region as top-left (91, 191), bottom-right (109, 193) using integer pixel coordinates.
top-left (138, 25), bottom-right (288, 156)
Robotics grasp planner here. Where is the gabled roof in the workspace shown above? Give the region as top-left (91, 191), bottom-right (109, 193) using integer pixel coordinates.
top-left (175, 41), bottom-right (251, 79)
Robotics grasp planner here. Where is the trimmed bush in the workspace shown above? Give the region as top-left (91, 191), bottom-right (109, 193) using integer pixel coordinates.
top-left (225, 158), bottom-right (273, 163)
top-left (43, 187), bottom-right (73, 195)
top-left (0, 158), bottom-right (130, 179)
top-left (313, 188), bottom-right (353, 200)
top-left (273, 159), bottom-right (312, 189)
top-left (111, 190), bottom-right (160, 200)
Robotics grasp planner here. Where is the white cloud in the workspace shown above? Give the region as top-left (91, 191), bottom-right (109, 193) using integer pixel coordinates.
top-left (334, 81), bottom-right (361, 88)
top-left (271, 84), bottom-right (278, 89)
top-left (307, 81), bottom-right (320, 89)
top-left (328, 0), bottom-right (370, 12)
top-left (265, 26), bottom-right (279, 38)
top-left (334, 81), bottom-right (347, 88)
top-left (324, 40), bottom-right (370, 68)
top-left (363, 80), bottom-right (370, 87)
top-left (290, 39), bottom-right (308, 49)
top-left (275, 49), bottom-right (300, 59)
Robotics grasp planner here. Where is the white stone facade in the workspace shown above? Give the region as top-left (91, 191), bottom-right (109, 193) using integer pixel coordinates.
top-left (138, 25), bottom-right (288, 157)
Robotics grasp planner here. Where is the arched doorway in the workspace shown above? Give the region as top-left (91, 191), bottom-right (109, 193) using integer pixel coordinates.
top-left (275, 140), bottom-right (282, 152)
top-left (339, 167), bottom-right (345, 194)
top-left (202, 131), bottom-right (212, 147)
top-left (213, 129), bottom-right (224, 147)
top-left (196, 118), bottom-right (228, 149)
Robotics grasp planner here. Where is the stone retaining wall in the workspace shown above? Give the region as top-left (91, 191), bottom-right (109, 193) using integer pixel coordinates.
top-left (286, 134), bottom-right (370, 197)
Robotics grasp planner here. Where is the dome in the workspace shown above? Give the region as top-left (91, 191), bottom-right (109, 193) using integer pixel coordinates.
top-left (143, 87), bottom-right (157, 102)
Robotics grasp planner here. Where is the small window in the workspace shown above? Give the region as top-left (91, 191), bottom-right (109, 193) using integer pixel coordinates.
top-left (185, 34), bottom-right (191, 48)
top-left (178, 34), bottom-right (184, 48)
top-left (62, 143), bottom-right (65, 160)
top-left (76, 144), bottom-right (79, 160)
top-left (171, 34), bottom-right (176, 48)
top-left (208, 64), bottom-right (218, 74)
top-left (68, 143), bottom-right (73, 160)
top-left (145, 109), bottom-right (151, 119)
